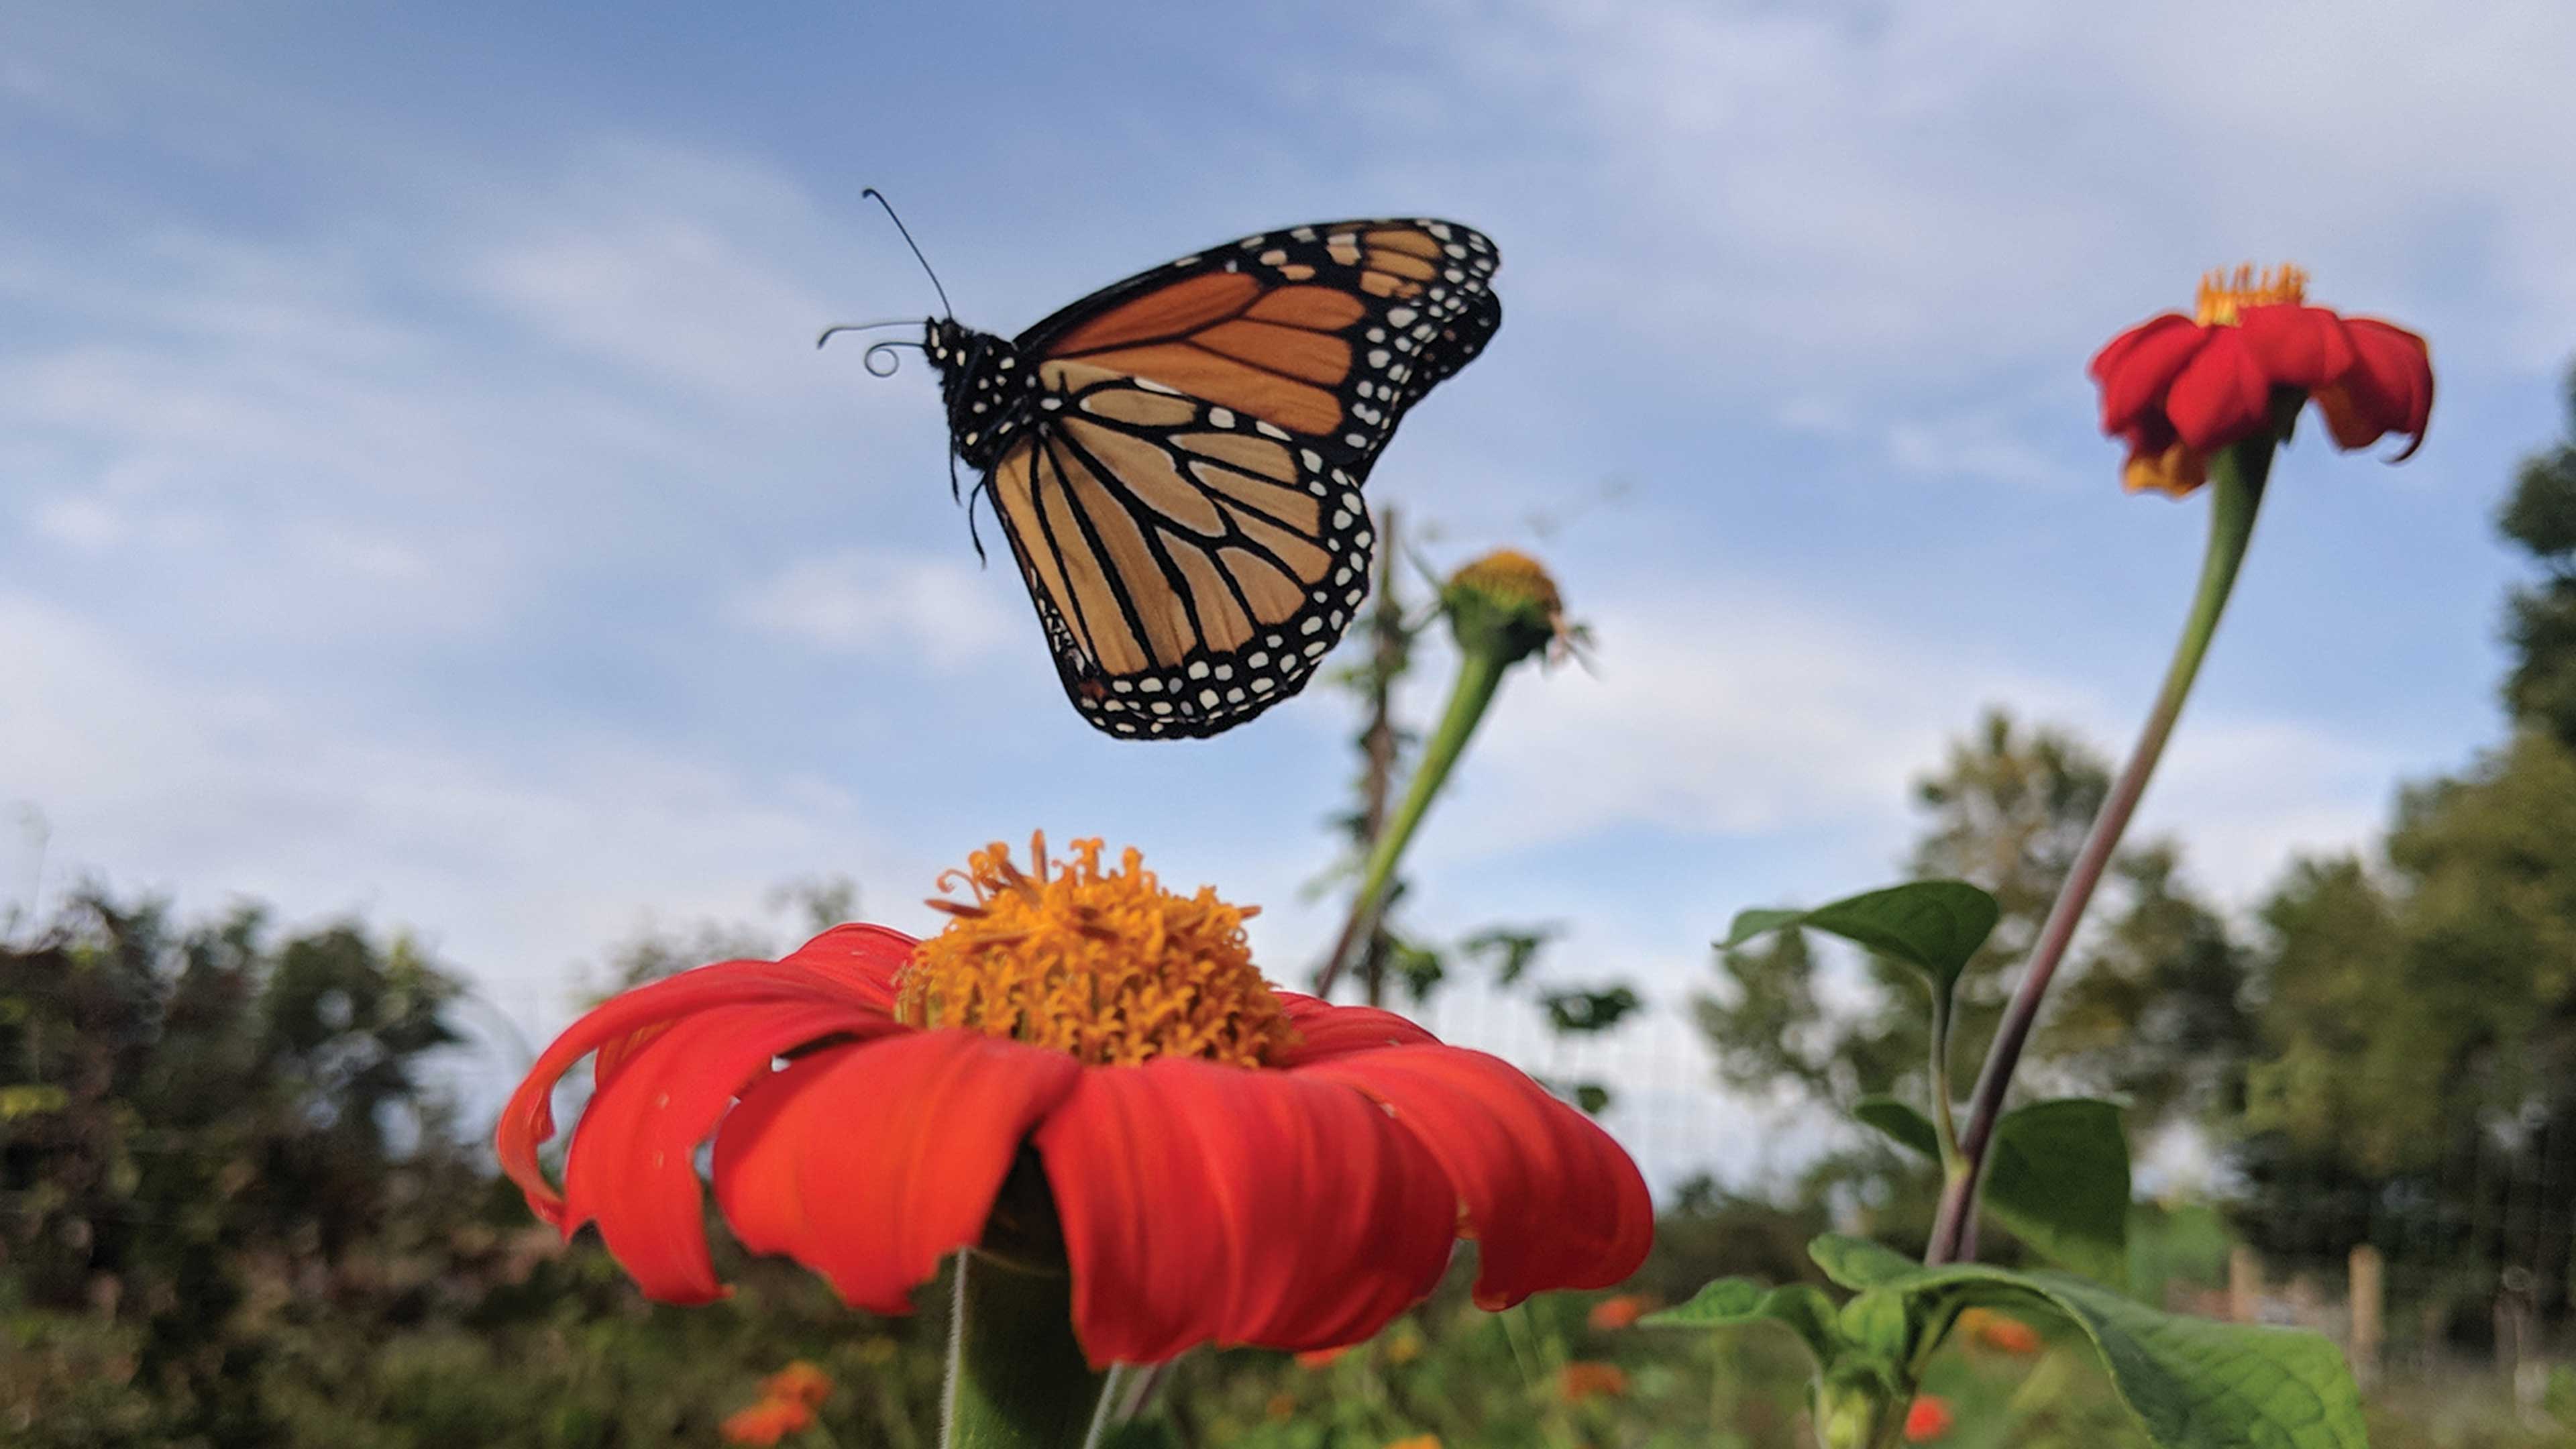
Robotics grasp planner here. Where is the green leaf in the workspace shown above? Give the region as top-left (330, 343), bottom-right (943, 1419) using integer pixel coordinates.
top-left (1644, 1277), bottom-right (1766, 1325)
top-left (1852, 1096), bottom-right (1941, 1157)
top-left (1756, 1284), bottom-right (1843, 1366)
top-left (1460, 925), bottom-right (1555, 986)
top-left (1808, 1233), bottom-right (1919, 1289)
top-left (1836, 1287), bottom-right (1912, 1360)
top-left (1851, 1096), bottom-right (2132, 1286)
top-left (1874, 1263), bottom-right (2365, 1449)
top-left (1987, 1099), bottom-right (2132, 1286)
top-left (1644, 1279), bottom-right (1840, 1366)
top-left (1540, 985), bottom-right (1642, 1033)
top-left (1720, 881), bottom-right (2000, 995)
top-left (0, 1083), bottom-right (70, 1119)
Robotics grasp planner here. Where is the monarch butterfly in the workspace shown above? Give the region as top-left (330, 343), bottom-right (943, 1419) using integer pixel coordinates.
top-left (840, 203), bottom-right (1501, 740)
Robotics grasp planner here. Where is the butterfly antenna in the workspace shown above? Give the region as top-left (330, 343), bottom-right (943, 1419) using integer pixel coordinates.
top-left (814, 318), bottom-right (921, 347)
top-left (863, 187), bottom-right (954, 319)
top-left (816, 322), bottom-right (922, 378)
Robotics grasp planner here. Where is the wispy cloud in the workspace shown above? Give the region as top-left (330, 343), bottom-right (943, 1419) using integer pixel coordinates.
top-left (1393, 0), bottom-right (2576, 386)
top-left (731, 549), bottom-right (1017, 669)
top-left (1433, 567), bottom-right (2398, 907)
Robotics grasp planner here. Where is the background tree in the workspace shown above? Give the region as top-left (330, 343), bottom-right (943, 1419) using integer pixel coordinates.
top-left (1, 892), bottom-right (475, 1444)
top-left (1699, 710), bottom-right (2242, 1123)
top-left (2500, 368), bottom-right (2576, 744)
top-left (2200, 362), bottom-right (2576, 1332)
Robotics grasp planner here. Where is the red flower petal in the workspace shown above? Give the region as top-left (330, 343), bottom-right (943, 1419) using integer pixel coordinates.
top-left (558, 1000), bottom-right (904, 1302)
top-left (2234, 305), bottom-right (2355, 391)
top-left (1297, 1046), bottom-right (1652, 1308)
top-left (711, 1030), bottom-right (1081, 1313)
top-left (778, 922), bottom-right (915, 1009)
top-left (496, 936), bottom-right (911, 1227)
top-left (2088, 315), bottom-right (2205, 435)
top-left (2318, 317), bottom-right (2434, 458)
top-left (1038, 1059), bottom-right (1456, 1364)
top-left (1271, 991), bottom-right (1441, 1065)
top-left (2163, 329), bottom-right (2274, 451)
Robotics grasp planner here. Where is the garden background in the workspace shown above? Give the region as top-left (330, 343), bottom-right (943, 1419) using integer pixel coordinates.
top-left (7, 3), bottom-right (2576, 1446)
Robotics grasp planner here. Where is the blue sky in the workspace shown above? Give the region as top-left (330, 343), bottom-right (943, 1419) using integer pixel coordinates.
top-left (7, 3), bottom-right (2575, 1186)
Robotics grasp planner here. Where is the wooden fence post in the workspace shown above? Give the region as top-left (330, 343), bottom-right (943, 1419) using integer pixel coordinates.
top-left (2348, 1245), bottom-right (2383, 1390)
top-left (2228, 1246), bottom-right (2263, 1324)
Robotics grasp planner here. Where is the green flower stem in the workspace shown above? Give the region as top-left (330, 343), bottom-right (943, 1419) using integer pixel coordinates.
top-left (1313, 643), bottom-right (1509, 995)
top-left (1925, 425), bottom-right (2279, 1266)
top-left (941, 1248), bottom-right (1112, 1449)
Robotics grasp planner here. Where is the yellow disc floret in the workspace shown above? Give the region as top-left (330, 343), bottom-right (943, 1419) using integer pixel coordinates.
top-left (1444, 548), bottom-right (1573, 669)
top-left (1447, 547), bottom-right (1563, 618)
top-left (2194, 263), bottom-right (2308, 327)
top-left (898, 835), bottom-right (1297, 1067)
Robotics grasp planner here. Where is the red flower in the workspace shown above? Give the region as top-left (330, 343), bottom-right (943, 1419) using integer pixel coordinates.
top-left (1978, 1314), bottom-right (2041, 1355)
top-left (720, 1396), bottom-right (814, 1446)
top-left (1558, 1361), bottom-right (1630, 1403)
top-left (1587, 1293), bottom-right (1650, 1330)
top-left (1904, 1395), bottom-right (1954, 1443)
top-left (760, 1362), bottom-right (832, 1409)
top-left (2090, 264), bottom-right (2432, 496)
top-left (498, 836), bottom-right (1652, 1367)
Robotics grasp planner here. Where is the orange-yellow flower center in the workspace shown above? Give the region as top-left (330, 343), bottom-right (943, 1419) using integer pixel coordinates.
top-left (896, 835), bottom-right (1296, 1067)
top-left (1448, 547), bottom-right (1563, 617)
top-left (2194, 262), bottom-right (2307, 327)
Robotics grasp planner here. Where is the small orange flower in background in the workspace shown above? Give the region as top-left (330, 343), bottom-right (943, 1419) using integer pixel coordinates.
top-left (759, 1361), bottom-right (832, 1409)
top-left (1558, 1361), bottom-right (1629, 1404)
top-left (1904, 1394), bottom-right (1954, 1443)
top-left (1980, 1314), bottom-right (2041, 1354)
top-left (1587, 1293), bottom-right (1650, 1330)
top-left (1385, 1437), bottom-right (1442, 1449)
top-left (2090, 264), bottom-right (2432, 496)
top-left (1295, 1346), bottom-right (1350, 1370)
top-left (720, 1395), bottom-right (814, 1447)
top-left (498, 835), bottom-right (1653, 1366)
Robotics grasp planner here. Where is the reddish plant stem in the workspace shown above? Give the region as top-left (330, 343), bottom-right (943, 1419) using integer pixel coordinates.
top-left (1925, 431), bottom-right (2275, 1265)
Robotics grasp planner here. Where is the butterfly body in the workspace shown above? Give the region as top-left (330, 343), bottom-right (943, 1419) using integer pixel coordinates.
top-left (926, 320), bottom-right (1037, 470)
top-left (920, 219), bottom-right (1501, 739)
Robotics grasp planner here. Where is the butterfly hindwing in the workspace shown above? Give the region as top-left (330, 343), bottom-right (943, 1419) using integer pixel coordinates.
top-left (986, 363), bottom-right (1377, 739)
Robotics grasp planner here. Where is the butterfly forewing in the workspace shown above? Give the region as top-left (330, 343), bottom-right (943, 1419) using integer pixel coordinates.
top-left (1018, 219), bottom-right (1500, 469)
top-left (967, 218), bottom-right (1499, 739)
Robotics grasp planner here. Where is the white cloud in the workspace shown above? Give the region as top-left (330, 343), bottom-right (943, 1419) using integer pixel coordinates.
top-left (2139, 717), bottom-right (2398, 895)
top-left (1435, 568), bottom-right (2394, 906)
top-left (1452, 574), bottom-right (2083, 848)
top-left (0, 590), bottom-right (924, 1034)
top-left (29, 495), bottom-right (125, 550)
top-left (459, 143), bottom-right (883, 416)
top-left (730, 549), bottom-right (1017, 669)
top-left (1403, 0), bottom-right (2576, 384)
top-left (1884, 413), bottom-right (2063, 489)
